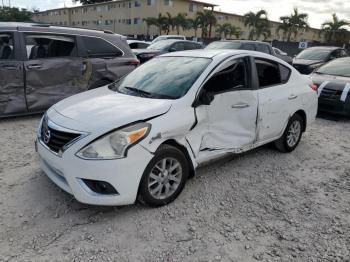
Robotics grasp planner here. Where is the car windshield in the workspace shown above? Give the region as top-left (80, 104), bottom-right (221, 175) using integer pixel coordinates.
top-left (205, 42), bottom-right (242, 50)
top-left (147, 41), bottom-right (173, 50)
top-left (110, 57), bottom-right (211, 99)
top-left (316, 59), bottom-right (350, 77)
top-left (296, 49), bottom-right (330, 60)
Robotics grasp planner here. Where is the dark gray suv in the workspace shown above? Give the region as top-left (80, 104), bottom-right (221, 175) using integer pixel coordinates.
top-left (0, 22), bottom-right (139, 117)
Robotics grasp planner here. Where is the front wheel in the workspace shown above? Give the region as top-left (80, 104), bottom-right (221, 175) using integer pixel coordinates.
top-left (138, 145), bottom-right (189, 207)
top-left (275, 114), bottom-right (303, 153)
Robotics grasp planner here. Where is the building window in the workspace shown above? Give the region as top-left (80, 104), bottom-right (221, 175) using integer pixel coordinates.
top-left (164, 0), bottom-right (173, 7)
top-left (129, 2), bottom-right (132, 8)
top-left (134, 17), bottom-right (141, 24)
top-left (135, 0), bottom-right (141, 7)
top-left (147, 0), bottom-right (155, 5)
top-left (189, 3), bottom-right (197, 12)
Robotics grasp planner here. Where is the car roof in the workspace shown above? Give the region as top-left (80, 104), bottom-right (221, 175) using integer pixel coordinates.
top-left (306, 46), bottom-right (342, 50)
top-left (157, 35), bottom-right (185, 38)
top-left (211, 40), bottom-right (270, 45)
top-left (0, 22), bottom-right (124, 38)
top-left (151, 39), bottom-right (201, 45)
top-left (161, 49), bottom-right (264, 59)
top-left (127, 40), bottom-right (149, 43)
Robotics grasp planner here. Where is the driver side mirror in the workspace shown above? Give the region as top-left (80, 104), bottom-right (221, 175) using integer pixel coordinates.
top-left (169, 47), bottom-right (177, 52)
top-left (193, 91), bottom-right (214, 107)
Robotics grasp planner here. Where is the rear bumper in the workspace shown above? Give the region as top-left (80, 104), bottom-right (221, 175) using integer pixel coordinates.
top-left (37, 138), bottom-right (154, 206)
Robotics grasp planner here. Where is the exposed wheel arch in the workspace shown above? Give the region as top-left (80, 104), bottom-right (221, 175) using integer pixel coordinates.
top-left (160, 139), bottom-right (196, 178)
top-left (294, 110), bottom-right (307, 132)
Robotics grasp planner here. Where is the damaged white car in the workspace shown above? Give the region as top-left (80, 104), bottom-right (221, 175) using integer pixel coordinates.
top-left (36, 50), bottom-right (318, 207)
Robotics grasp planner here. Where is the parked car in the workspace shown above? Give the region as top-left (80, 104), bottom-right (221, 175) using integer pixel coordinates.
top-left (310, 57), bottom-right (350, 116)
top-left (151, 35), bottom-right (186, 44)
top-left (36, 49), bottom-right (318, 207)
top-left (292, 46), bottom-right (348, 74)
top-left (127, 39), bottom-right (150, 49)
top-left (133, 39), bottom-right (203, 63)
top-left (205, 40), bottom-right (276, 56)
top-left (0, 22), bottom-right (139, 117)
top-left (273, 47), bottom-right (292, 64)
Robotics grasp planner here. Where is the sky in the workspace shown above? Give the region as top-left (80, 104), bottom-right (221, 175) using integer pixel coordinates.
top-left (5, 0), bottom-right (350, 29)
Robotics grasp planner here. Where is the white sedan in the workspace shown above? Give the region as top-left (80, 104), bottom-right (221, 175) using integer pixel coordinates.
top-left (36, 50), bottom-right (318, 207)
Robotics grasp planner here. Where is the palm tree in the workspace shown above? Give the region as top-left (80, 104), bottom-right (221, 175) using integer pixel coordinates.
top-left (187, 16), bottom-right (201, 38)
top-left (216, 23), bottom-right (231, 39)
top-left (229, 25), bottom-right (242, 39)
top-left (173, 13), bottom-right (188, 34)
top-left (277, 21), bottom-right (289, 41)
top-left (197, 10), bottom-right (217, 38)
top-left (321, 13), bottom-right (350, 43)
top-left (155, 13), bottom-right (167, 35)
top-left (143, 17), bottom-right (157, 36)
top-left (243, 10), bottom-right (271, 40)
top-left (164, 12), bottom-right (174, 34)
top-left (280, 8), bottom-right (309, 42)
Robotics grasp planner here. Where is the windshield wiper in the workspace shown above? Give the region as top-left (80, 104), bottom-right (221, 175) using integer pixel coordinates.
top-left (124, 86), bottom-right (153, 98)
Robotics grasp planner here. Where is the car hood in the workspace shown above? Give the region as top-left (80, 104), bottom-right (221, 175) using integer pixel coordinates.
top-left (293, 58), bottom-right (323, 66)
top-left (310, 73), bottom-right (350, 91)
top-left (48, 86), bottom-right (172, 132)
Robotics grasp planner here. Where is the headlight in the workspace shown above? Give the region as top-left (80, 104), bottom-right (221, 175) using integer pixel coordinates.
top-left (76, 122), bottom-right (151, 160)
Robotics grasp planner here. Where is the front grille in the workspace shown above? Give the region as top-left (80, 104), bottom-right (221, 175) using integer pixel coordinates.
top-left (40, 119), bottom-right (81, 153)
top-left (320, 88), bottom-right (342, 100)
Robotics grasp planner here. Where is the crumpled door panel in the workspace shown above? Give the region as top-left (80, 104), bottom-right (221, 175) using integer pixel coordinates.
top-left (0, 61), bottom-right (26, 116)
top-left (25, 57), bottom-right (87, 112)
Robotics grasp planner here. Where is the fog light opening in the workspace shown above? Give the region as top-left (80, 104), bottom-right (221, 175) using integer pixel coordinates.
top-left (82, 179), bottom-right (119, 195)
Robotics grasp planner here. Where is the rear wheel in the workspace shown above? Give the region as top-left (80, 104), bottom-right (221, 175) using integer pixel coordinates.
top-left (275, 114), bottom-right (303, 152)
top-left (138, 145), bottom-right (189, 207)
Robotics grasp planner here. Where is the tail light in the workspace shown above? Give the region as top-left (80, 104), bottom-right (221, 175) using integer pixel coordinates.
top-left (310, 84), bottom-right (318, 92)
top-left (128, 59), bottom-right (140, 66)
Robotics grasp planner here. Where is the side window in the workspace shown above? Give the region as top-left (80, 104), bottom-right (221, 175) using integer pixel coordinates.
top-left (25, 34), bottom-right (76, 59)
top-left (256, 44), bottom-right (271, 54)
top-left (184, 42), bottom-right (200, 50)
top-left (279, 64), bottom-right (291, 83)
top-left (0, 33), bottom-right (14, 60)
top-left (81, 36), bottom-right (123, 58)
top-left (139, 43), bottom-right (149, 49)
top-left (255, 59), bottom-right (281, 88)
top-left (242, 44), bottom-right (255, 51)
top-left (203, 59), bottom-right (247, 94)
top-left (171, 42), bottom-right (185, 51)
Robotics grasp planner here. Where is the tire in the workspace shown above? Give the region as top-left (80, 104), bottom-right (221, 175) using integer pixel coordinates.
top-left (138, 145), bottom-right (189, 207)
top-left (275, 114), bottom-right (304, 153)
top-left (88, 79), bottom-right (112, 90)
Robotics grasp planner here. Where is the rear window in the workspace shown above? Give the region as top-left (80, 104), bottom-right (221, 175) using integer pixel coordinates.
top-left (256, 44), bottom-right (271, 54)
top-left (81, 36), bottom-right (123, 57)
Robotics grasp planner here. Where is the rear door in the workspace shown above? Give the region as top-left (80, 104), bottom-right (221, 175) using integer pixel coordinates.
top-left (0, 31), bottom-right (27, 116)
top-left (22, 32), bottom-right (86, 113)
top-left (254, 58), bottom-right (294, 141)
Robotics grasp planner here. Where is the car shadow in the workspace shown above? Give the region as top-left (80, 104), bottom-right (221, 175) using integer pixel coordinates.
top-left (317, 112), bottom-right (349, 121)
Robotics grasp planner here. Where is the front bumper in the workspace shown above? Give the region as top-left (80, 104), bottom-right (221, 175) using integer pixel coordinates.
top-left (318, 98), bottom-right (350, 117)
top-left (36, 137), bottom-right (154, 206)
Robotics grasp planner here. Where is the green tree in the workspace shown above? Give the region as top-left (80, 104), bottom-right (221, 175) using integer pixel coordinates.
top-left (187, 16), bottom-right (201, 38)
top-left (216, 23), bottom-right (231, 39)
top-left (277, 21), bottom-right (289, 41)
top-left (229, 25), bottom-right (242, 39)
top-left (173, 13), bottom-right (187, 34)
top-left (243, 10), bottom-right (271, 40)
top-left (321, 13), bottom-right (350, 43)
top-left (197, 10), bottom-right (217, 38)
top-left (280, 8), bottom-right (309, 42)
top-left (143, 17), bottom-right (158, 36)
top-left (0, 6), bottom-right (33, 22)
top-left (154, 13), bottom-right (167, 35)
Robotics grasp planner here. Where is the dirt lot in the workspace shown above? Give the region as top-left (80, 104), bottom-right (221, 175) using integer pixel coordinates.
top-left (0, 115), bottom-right (349, 262)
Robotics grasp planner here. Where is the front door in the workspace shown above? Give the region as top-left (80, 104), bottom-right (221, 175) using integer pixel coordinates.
top-left (0, 31), bottom-right (26, 116)
top-left (187, 57), bottom-right (258, 156)
top-left (22, 32), bottom-right (86, 113)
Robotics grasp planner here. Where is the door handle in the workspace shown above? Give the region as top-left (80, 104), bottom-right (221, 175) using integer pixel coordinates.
top-left (288, 94), bottom-right (298, 100)
top-left (231, 103), bottom-right (249, 109)
top-left (27, 64), bottom-right (42, 70)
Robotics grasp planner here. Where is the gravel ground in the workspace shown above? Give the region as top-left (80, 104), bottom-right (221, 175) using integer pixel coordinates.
top-left (0, 114), bottom-right (349, 262)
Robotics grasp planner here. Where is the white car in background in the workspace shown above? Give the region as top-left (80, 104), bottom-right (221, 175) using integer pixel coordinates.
top-left (36, 50), bottom-right (318, 207)
top-left (151, 34), bottom-right (186, 44)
